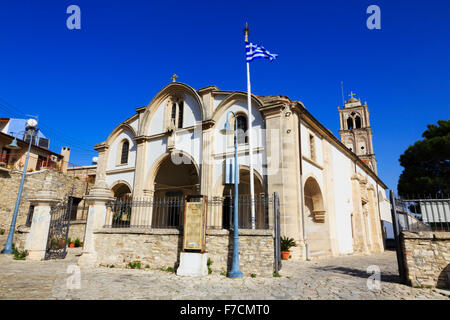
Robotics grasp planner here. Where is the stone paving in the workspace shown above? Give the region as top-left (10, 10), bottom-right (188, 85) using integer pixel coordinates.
top-left (0, 249), bottom-right (448, 300)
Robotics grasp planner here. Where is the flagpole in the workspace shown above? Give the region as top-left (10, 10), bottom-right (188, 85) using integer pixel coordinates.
top-left (244, 23), bottom-right (256, 229)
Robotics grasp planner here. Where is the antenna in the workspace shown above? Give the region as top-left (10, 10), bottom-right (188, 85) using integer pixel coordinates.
top-left (340, 81), bottom-right (345, 107)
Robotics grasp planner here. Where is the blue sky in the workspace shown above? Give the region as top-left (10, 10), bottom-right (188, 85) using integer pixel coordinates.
top-left (0, 0), bottom-right (448, 192)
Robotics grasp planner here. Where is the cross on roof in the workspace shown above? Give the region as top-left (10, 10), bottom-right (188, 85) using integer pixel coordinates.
top-left (171, 74), bottom-right (178, 82)
top-left (348, 91), bottom-right (356, 99)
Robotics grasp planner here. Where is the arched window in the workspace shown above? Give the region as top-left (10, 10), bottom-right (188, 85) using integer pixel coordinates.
top-left (347, 117), bottom-right (354, 130)
top-left (177, 101), bottom-right (184, 129)
top-left (355, 116), bottom-right (361, 129)
top-left (120, 140), bottom-right (129, 164)
top-left (171, 103), bottom-right (177, 125)
top-left (168, 99), bottom-right (184, 129)
top-left (236, 115), bottom-right (248, 144)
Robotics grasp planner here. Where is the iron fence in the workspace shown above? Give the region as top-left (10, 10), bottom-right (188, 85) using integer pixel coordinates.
top-left (104, 194), bottom-right (271, 230)
top-left (392, 194), bottom-right (450, 232)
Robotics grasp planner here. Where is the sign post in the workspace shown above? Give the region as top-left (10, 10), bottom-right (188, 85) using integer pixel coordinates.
top-left (176, 195), bottom-right (209, 277)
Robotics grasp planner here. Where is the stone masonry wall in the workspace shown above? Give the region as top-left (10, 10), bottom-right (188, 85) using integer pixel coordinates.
top-left (68, 221), bottom-right (86, 244)
top-left (93, 228), bottom-right (275, 277)
top-left (0, 169), bottom-right (89, 244)
top-left (402, 231), bottom-right (450, 289)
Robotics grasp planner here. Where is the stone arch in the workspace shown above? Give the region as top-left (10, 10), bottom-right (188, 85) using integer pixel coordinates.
top-left (347, 117), bottom-right (354, 130)
top-left (138, 82), bottom-right (205, 136)
top-left (221, 166), bottom-right (266, 229)
top-left (147, 150), bottom-right (200, 199)
top-left (110, 180), bottom-right (133, 199)
top-left (303, 176), bottom-right (332, 258)
top-left (355, 116), bottom-right (362, 128)
top-left (117, 138), bottom-right (130, 165)
top-left (211, 92), bottom-right (264, 125)
top-left (106, 122), bottom-right (137, 145)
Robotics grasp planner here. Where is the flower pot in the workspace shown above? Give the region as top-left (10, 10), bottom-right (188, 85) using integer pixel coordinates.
top-left (281, 251), bottom-right (290, 260)
top-left (69, 243), bottom-right (75, 248)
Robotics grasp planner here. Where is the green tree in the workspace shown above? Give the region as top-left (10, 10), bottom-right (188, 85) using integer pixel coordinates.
top-left (398, 120), bottom-right (450, 196)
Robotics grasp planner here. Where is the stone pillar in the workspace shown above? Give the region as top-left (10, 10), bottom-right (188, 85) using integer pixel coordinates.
top-left (78, 145), bottom-right (114, 267)
top-left (368, 188), bottom-right (383, 253)
top-left (25, 176), bottom-right (61, 261)
top-left (351, 174), bottom-right (369, 254)
top-left (262, 102), bottom-right (303, 259)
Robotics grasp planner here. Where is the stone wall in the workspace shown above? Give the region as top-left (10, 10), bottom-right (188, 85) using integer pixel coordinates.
top-left (0, 169), bottom-right (90, 243)
top-left (93, 228), bottom-right (275, 277)
top-left (68, 221), bottom-right (87, 243)
top-left (402, 231), bottom-right (450, 289)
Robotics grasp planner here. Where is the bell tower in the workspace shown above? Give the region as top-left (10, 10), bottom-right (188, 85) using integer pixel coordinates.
top-left (338, 92), bottom-right (377, 174)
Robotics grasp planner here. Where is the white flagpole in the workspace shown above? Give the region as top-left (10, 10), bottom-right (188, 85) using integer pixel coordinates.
top-left (244, 23), bottom-right (256, 229)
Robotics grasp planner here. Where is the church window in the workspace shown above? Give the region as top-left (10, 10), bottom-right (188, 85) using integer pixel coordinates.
top-left (309, 134), bottom-right (316, 161)
top-left (236, 115), bottom-right (248, 145)
top-left (355, 116), bottom-right (361, 129)
top-left (171, 103), bottom-right (177, 123)
top-left (177, 101), bottom-right (184, 129)
top-left (168, 98), bottom-right (184, 130)
top-left (120, 140), bottom-right (129, 164)
top-left (347, 117), bottom-right (354, 130)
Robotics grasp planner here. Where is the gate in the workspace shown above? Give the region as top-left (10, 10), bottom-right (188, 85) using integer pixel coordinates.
top-left (273, 192), bottom-right (282, 273)
top-left (389, 190), bottom-right (450, 284)
top-left (45, 196), bottom-right (73, 260)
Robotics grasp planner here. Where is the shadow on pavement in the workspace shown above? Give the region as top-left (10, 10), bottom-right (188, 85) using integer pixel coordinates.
top-left (312, 265), bottom-right (401, 284)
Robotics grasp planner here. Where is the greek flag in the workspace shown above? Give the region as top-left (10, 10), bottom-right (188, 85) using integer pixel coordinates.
top-left (246, 42), bottom-right (278, 62)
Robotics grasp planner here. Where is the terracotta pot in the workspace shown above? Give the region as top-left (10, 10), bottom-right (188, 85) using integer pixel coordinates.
top-left (281, 251), bottom-right (290, 260)
top-left (69, 243), bottom-right (75, 248)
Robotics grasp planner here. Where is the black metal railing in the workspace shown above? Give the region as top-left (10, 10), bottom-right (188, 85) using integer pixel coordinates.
top-left (391, 194), bottom-right (450, 232)
top-left (104, 194), bottom-right (271, 230)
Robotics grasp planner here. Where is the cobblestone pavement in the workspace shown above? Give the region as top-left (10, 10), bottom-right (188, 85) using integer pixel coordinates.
top-left (0, 249), bottom-right (448, 300)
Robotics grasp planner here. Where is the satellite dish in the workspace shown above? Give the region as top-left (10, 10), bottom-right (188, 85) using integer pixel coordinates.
top-left (26, 118), bottom-right (38, 129)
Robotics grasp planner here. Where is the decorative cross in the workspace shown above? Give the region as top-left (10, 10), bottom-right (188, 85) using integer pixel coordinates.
top-left (171, 74), bottom-right (178, 82)
top-left (348, 91), bottom-right (356, 99)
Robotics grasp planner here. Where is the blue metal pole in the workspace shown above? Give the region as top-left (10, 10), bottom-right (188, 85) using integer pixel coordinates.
top-left (1, 130), bottom-right (34, 254)
top-left (229, 112), bottom-right (243, 278)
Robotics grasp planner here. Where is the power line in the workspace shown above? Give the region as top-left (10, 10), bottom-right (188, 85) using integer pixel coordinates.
top-left (0, 98), bottom-right (98, 154)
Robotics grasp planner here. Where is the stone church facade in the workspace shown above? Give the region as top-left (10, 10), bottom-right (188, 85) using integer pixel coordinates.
top-left (79, 80), bottom-right (390, 273)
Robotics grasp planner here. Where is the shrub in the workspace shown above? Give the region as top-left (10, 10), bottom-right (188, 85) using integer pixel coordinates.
top-left (207, 258), bottom-right (213, 274)
top-left (280, 236), bottom-right (296, 252)
top-left (74, 238), bottom-right (81, 247)
top-left (250, 273), bottom-right (256, 278)
top-left (145, 264), bottom-right (150, 269)
top-left (12, 246), bottom-right (27, 260)
top-left (273, 272), bottom-right (281, 278)
top-left (128, 261), bottom-right (141, 269)
top-left (220, 271), bottom-right (226, 276)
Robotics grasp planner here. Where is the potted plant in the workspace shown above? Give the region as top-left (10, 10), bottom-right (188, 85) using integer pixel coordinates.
top-left (68, 237), bottom-right (75, 248)
top-left (280, 236), bottom-right (296, 260)
top-left (74, 238), bottom-right (81, 248)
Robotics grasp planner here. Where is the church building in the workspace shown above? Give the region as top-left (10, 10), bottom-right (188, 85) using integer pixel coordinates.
top-left (85, 78), bottom-right (391, 273)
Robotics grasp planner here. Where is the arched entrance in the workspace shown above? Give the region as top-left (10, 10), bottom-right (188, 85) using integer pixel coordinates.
top-left (222, 168), bottom-right (266, 229)
top-left (151, 153), bottom-right (200, 228)
top-left (111, 182), bottom-right (132, 199)
top-left (110, 182), bottom-right (132, 228)
top-left (303, 177), bottom-right (331, 258)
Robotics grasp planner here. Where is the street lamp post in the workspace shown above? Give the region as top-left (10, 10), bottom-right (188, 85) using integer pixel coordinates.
top-left (221, 111), bottom-right (243, 278)
top-left (1, 119), bottom-right (38, 254)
